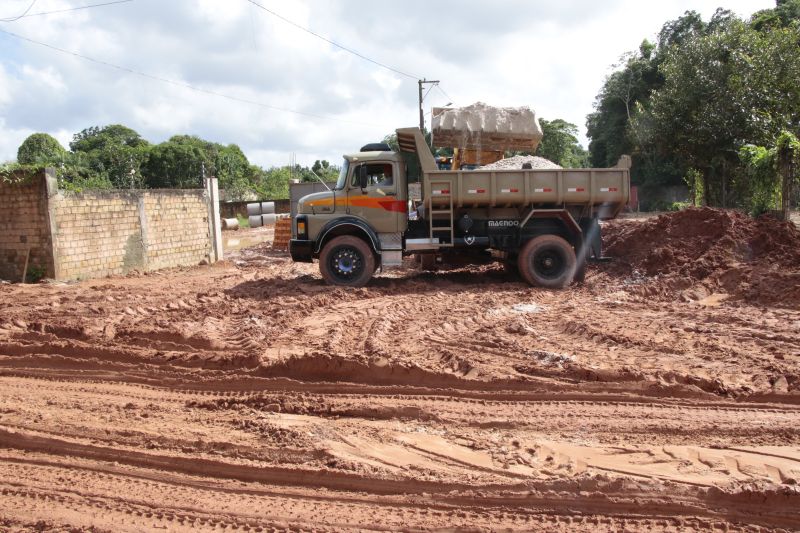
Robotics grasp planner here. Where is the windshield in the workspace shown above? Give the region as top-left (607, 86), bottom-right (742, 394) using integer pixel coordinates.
top-left (334, 159), bottom-right (349, 190)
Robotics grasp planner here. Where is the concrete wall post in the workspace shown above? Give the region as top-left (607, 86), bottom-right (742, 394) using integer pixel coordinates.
top-left (43, 168), bottom-right (61, 279)
top-left (137, 195), bottom-right (150, 270)
top-left (205, 177), bottom-right (223, 262)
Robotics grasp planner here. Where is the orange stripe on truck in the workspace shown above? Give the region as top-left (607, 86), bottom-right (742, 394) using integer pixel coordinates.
top-left (308, 195), bottom-right (406, 213)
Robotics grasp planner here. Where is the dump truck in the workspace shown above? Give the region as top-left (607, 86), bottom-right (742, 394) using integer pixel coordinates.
top-left (290, 127), bottom-right (630, 288)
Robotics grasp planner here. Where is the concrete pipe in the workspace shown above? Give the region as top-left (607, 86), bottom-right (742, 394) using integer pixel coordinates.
top-left (261, 201), bottom-right (276, 214)
top-left (222, 218), bottom-right (239, 230)
top-left (248, 215), bottom-right (263, 228)
top-left (246, 203), bottom-right (262, 216)
top-left (261, 214), bottom-right (277, 226)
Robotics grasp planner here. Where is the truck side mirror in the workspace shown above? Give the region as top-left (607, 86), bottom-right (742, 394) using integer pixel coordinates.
top-left (358, 166), bottom-right (368, 190)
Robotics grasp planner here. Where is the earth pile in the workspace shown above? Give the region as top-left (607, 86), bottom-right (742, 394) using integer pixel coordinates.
top-left (604, 207), bottom-right (800, 307)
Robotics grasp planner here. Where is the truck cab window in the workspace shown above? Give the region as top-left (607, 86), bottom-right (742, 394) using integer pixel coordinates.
top-left (351, 163), bottom-right (393, 188)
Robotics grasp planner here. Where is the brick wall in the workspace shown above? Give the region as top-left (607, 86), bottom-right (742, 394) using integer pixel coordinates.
top-left (0, 173), bottom-right (53, 281)
top-left (53, 192), bottom-right (144, 279)
top-left (143, 191), bottom-right (210, 271)
top-left (0, 170), bottom-right (219, 282)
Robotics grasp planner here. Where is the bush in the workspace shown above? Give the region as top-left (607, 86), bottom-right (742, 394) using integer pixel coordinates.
top-left (669, 201), bottom-right (691, 211)
top-left (26, 265), bottom-right (46, 283)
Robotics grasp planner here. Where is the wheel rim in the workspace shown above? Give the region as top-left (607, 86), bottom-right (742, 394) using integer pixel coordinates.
top-left (329, 245), bottom-right (364, 282)
top-left (533, 247), bottom-right (566, 280)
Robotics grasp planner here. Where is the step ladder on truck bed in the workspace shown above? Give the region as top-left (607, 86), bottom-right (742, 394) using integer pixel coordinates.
top-left (427, 179), bottom-right (454, 247)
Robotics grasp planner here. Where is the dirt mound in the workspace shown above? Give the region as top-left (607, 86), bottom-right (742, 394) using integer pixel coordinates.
top-left (604, 207), bottom-right (800, 307)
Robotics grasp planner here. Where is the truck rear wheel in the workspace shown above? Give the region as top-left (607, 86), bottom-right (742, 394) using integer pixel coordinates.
top-left (517, 235), bottom-right (576, 289)
top-left (319, 236), bottom-right (375, 287)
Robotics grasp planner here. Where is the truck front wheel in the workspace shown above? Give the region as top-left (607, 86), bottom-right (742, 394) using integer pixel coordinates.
top-left (517, 235), bottom-right (576, 289)
top-left (319, 235), bottom-right (376, 287)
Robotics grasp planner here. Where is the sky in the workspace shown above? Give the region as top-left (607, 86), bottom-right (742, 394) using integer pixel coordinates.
top-left (0, 0), bottom-right (777, 169)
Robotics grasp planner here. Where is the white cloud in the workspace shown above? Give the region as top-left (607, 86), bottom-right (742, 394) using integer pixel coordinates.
top-left (0, 0), bottom-right (777, 167)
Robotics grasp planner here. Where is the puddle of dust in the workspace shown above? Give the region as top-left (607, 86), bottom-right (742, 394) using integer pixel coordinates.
top-left (223, 228), bottom-right (273, 252)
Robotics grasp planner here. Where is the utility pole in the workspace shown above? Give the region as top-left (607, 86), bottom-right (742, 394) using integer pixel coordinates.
top-left (418, 79), bottom-right (439, 132)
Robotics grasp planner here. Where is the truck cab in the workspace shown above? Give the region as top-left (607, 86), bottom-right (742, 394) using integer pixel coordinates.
top-left (290, 145), bottom-right (411, 285)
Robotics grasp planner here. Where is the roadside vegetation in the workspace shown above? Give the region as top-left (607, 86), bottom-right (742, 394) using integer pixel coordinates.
top-left (2, 125), bottom-right (340, 200)
top-left (587, 0), bottom-right (800, 213)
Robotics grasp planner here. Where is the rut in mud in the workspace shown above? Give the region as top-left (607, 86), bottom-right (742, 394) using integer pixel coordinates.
top-left (0, 211), bottom-right (799, 531)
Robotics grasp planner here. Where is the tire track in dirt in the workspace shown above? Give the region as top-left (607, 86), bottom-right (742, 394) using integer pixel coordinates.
top-left (1, 238), bottom-right (799, 531)
top-left (2, 449), bottom-right (797, 531)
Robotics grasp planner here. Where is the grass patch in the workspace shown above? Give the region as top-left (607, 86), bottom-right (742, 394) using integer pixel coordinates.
top-left (236, 214), bottom-right (250, 228)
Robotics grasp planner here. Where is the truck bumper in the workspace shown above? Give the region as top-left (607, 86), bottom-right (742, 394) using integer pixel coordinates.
top-left (289, 239), bottom-right (314, 262)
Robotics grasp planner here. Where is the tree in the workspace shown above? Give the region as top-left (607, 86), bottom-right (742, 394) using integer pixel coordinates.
top-left (588, 3), bottom-right (800, 210)
top-left (17, 133), bottom-right (68, 165)
top-left (535, 119), bottom-right (588, 167)
top-left (311, 159), bottom-right (335, 180)
top-left (214, 143), bottom-right (253, 200)
top-left (143, 136), bottom-right (212, 189)
top-left (253, 166), bottom-right (292, 199)
top-left (142, 135), bottom-right (259, 197)
top-left (69, 124), bottom-right (150, 189)
top-left (70, 124), bottom-right (148, 152)
top-left (642, 19), bottom-right (800, 206)
top-left (751, 0), bottom-right (800, 31)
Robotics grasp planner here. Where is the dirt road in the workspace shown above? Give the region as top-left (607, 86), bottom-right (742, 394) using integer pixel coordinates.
top-left (1, 215), bottom-right (799, 531)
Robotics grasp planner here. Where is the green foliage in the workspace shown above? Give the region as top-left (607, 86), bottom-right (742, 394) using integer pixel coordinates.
top-left (588, 3), bottom-right (800, 211)
top-left (26, 264), bottom-right (46, 283)
top-left (382, 133), bottom-right (399, 152)
top-left (0, 160), bottom-right (114, 191)
top-left (776, 130), bottom-right (800, 157)
top-left (683, 168), bottom-right (705, 206)
top-left (0, 162), bottom-right (39, 184)
top-left (236, 214), bottom-right (250, 228)
top-left (143, 135), bottom-right (211, 189)
top-left (17, 133), bottom-right (68, 165)
top-left (737, 144), bottom-right (779, 215)
top-left (251, 166), bottom-right (291, 200)
top-left (751, 0), bottom-right (800, 31)
top-left (501, 118), bottom-right (588, 168)
top-left (69, 124), bottom-right (150, 189)
top-left (535, 119), bottom-right (588, 167)
top-left (57, 167), bottom-right (115, 192)
top-left (311, 159), bottom-right (339, 182)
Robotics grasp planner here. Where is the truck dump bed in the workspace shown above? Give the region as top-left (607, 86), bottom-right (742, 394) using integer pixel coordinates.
top-left (397, 127), bottom-right (630, 221)
top-left (424, 165), bottom-right (630, 220)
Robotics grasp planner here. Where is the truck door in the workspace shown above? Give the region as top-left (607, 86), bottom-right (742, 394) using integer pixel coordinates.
top-left (347, 162), bottom-right (405, 233)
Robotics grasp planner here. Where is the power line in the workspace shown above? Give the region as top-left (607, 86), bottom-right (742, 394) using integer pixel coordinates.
top-left (1, 1), bottom-right (38, 22)
top-left (245, 0), bottom-right (422, 80)
top-left (436, 84), bottom-right (456, 107)
top-left (0, 27), bottom-right (381, 127)
top-left (11, 0), bottom-right (134, 19)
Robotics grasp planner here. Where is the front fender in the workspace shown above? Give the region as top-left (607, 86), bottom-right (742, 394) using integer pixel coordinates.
top-left (313, 217), bottom-right (381, 255)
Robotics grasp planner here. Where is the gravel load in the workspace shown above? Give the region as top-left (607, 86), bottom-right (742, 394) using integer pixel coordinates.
top-left (478, 155), bottom-right (562, 170)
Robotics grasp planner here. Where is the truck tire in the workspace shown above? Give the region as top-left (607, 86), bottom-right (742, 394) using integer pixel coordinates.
top-left (319, 236), bottom-right (376, 287)
top-left (517, 235), bottom-right (576, 289)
